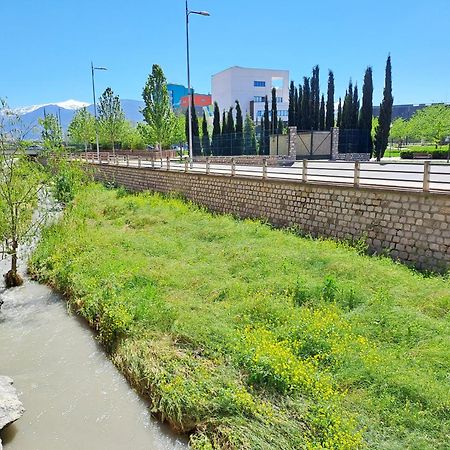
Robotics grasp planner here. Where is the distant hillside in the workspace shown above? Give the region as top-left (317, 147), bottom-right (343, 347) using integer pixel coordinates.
top-left (10, 99), bottom-right (145, 140)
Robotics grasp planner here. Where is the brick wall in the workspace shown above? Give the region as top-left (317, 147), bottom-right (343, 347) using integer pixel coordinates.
top-left (91, 164), bottom-right (450, 272)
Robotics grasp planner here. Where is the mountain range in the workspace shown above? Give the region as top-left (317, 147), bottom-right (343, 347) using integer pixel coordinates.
top-left (10, 99), bottom-right (145, 140)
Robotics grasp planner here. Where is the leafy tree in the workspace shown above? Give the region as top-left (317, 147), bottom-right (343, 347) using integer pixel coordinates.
top-left (301, 77), bottom-right (311, 130)
top-left (235, 101), bottom-right (244, 155)
top-left (243, 113), bottom-right (257, 155)
top-left (39, 113), bottom-right (63, 151)
top-left (201, 112), bottom-right (211, 156)
top-left (142, 64), bottom-right (176, 151)
top-left (374, 55), bottom-right (393, 160)
top-left (358, 67), bottom-right (374, 153)
top-left (325, 70), bottom-right (335, 130)
top-left (337, 97), bottom-right (342, 128)
top-left (271, 87), bottom-right (278, 135)
top-left (319, 95), bottom-right (325, 131)
top-left (98, 87), bottom-right (126, 153)
top-left (120, 121), bottom-right (147, 150)
top-left (68, 107), bottom-right (95, 151)
top-left (389, 118), bottom-right (409, 144)
top-left (211, 102), bottom-right (221, 156)
top-left (407, 104), bottom-right (450, 145)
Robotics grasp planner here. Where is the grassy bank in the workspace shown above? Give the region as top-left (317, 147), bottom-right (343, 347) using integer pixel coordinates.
top-left (29, 184), bottom-right (449, 449)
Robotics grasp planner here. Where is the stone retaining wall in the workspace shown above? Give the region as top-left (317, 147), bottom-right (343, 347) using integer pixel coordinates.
top-left (193, 155), bottom-right (294, 166)
top-left (91, 164), bottom-right (450, 272)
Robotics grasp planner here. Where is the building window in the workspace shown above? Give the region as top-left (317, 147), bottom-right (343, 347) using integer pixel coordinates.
top-left (254, 81), bottom-right (266, 87)
top-left (254, 96), bottom-right (265, 103)
top-left (277, 97), bottom-right (283, 103)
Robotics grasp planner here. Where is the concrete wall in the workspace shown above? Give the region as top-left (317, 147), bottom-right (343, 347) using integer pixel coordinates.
top-left (91, 164), bottom-right (450, 273)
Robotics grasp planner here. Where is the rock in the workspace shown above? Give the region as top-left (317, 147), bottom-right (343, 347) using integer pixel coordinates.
top-left (0, 376), bottom-right (25, 449)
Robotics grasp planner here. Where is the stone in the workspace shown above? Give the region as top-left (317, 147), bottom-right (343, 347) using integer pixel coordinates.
top-left (0, 376), bottom-right (25, 449)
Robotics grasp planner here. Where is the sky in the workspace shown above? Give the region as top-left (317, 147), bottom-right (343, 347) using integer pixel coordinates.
top-left (1, 0), bottom-right (449, 108)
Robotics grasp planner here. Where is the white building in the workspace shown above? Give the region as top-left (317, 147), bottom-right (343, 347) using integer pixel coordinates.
top-left (211, 66), bottom-right (290, 123)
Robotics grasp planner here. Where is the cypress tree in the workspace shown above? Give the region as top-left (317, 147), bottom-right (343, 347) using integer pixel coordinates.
top-left (310, 65), bottom-right (320, 130)
top-left (190, 94), bottom-right (201, 156)
top-left (359, 67), bottom-right (374, 154)
top-left (278, 117), bottom-right (284, 135)
top-left (244, 113), bottom-right (257, 155)
top-left (374, 55), bottom-right (393, 161)
top-left (293, 86), bottom-right (299, 129)
top-left (271, 87), bottom-right (278, 135)
top-left (337, 97), bottom-right (342, 128)
top-left (296, 85), bottom-right (303, 130)
top-left (288, 81), bottom-right (296, 126)
top-left (341, 81), bottom-right (353, 129)
top-left (301, 77), bottom-right (311, 130)
top-left (201, 112), bottom-right (210, 156)
top-left (221, 110), bottom-right (227, 155)
top-left (211, 102), bottom-right (221, 156)
top-left (235, 100), bottom-right (244, 155)
top-left (319, 95), bottom-right (325, 131)
top-left (227, 107), bottom-right (235, 155)
top-left (325, 70), bottom-right (335, 130)
top-left (352, 84), bottom-right (359, 128)
top-left (263, 96), bottom-right (270, 155)
top-left (258, 117), bottom-right (264, 155)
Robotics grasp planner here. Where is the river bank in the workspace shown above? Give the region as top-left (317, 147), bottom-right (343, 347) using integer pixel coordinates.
top-left (29, 183), bottom-right (450, 449)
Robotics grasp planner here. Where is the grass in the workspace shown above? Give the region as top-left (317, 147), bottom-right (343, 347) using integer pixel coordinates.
top-left (29, 183), bottom-right (450, 449)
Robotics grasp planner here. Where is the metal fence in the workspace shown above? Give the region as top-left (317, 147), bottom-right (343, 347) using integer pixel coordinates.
top-left (72, 152), bottom-right (450, 194)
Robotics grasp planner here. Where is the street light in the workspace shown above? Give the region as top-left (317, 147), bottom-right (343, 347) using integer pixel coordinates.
top-left (91, 62), bottom-right (107, 160)
top-left (185, 1), bottom-right (210, 163)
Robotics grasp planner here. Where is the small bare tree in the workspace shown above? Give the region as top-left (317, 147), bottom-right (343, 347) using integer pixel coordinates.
top-left (0, 100), bottom-right (47, 288)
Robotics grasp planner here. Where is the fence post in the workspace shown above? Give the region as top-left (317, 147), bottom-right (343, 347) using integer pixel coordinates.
top-left (166, 156), bottom-right (170, 171)
top-left (231, 158), bottom-right (236, 176)
top-left (184, 158), bottom-right (188, 173)
top-left (423, 161), bottom-right (431, 192)
top-left (151, 156), bottom-right (155, 169)
top-left (91, 153), bottom-right (95, 164)
top-left (354, 160), bottom-right (361, 188)
top-left (206, 156), bottom-right (210, 175)
top-left (302, 159), bottom-right (308, 183)
top-left (126, 154), bottom-right (129, 167)
top-left (107, 152), bottom-right (110, 164)
top-left (138, 155), bottom-right (141, 168)
top-left (262, 158), bottom-right (268, 179)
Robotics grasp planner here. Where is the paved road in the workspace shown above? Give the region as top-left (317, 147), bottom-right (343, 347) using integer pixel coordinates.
top-left (94, 158), bottom-right (450, 192)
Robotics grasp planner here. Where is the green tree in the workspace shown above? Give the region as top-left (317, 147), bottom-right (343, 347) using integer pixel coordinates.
top-left (211, 102), bottom-right (221, 156)
top-left (184, 96), bottom-right (201, 156)
top-left (226, 107), bottom-right (235, 155)
top-left (68, 107), bottom-right (95, 151)
top-left (337, 97), bottom-right (342, 128)
top-left (301, 77), bottom-right (311, 130)
top-left (263, 96), bottom-right (270, 155)
top-left (358, 67), bottom-right (374, 153)
top-left (271, 87), bottom-right (278, 135)
top-left (243, 113), bottom-right (257, 155)
top-left (278, 117), bottom-right (284, 135)
top-left (39, 113), bottom-right (63, 151)
top-left (288, 81), bottom-right (296, 126)
top-left (374, 55), bottom-right (393, 160)
top-left (235, 101), bottom-right (244, 155)
top-left (142, 64), bottom-right (176, 151)
top-left (201, 112), bottom-right (211, 156)
top-left (319, 95), bottom-right (325, 131)
top-left (296, 85), bottom-right (303, 130)
top-left (310, 65), bottom-right (320, 130)
top-left (352, 84), bottom-right (359, 128)
top-left (325, 70), bottom-right (335, 130)
top-left (408, 104), bottom-right (450, 145)
top-left (98, 87), bottom-right (126, 154)
top-left (341, 81), bottom-right (353, 129)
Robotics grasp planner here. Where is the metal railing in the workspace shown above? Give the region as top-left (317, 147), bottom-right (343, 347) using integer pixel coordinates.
top-left (69, 152), bottom-right (450, 194)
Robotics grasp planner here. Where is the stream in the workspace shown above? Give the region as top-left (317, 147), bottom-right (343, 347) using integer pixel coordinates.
top-left (0, 254), bottom-right (187, 449)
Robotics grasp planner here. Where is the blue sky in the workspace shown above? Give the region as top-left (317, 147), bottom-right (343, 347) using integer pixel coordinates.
top-left (1, 0), bottom-right (449, 108)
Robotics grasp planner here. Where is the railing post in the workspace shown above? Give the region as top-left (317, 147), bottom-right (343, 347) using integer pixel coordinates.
top-left (115, 155), bottom-right (118, 166)
top-left (206, 157), bottom-right (211, 175)
top-left (231, 158), bottom-right (236, 176)
top-left (138, 155), bottom-right (141, 168)
top-left (184, 158), bottom-right (189, 173)
top-left (126, 154), bottom-right (129, 167)
top-left (262, 158), bottom-right (268, 179)
top-left (166, 156), bottom-right (170, 171)
top-left (91, 153), bottom-right (95, 164)
top-left (302, 159), bottom-right (308, 183)
top-left (354, 160), bottom-right (361, 188)
top-left (423, 161), bottom-right (431, 192)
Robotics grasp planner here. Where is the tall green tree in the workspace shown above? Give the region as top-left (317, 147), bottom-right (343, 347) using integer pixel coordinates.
top-left (352, 84), bottom-right (359, 128)
top-left (319, 95), bottom-right (325, 131)
top-left (211, 102), bottom-right (221, 156)
top-left (226, 107), bottom-right (235, 155)
top-left (358, 67), bottom-right (374, 153)
top-left (68, 107), bottom-right (95, 151)
top-left (201, 112), bottom-right (210, 156)
top-left (243, 113), bottom-right (257, 155)
top-left (262, 96), bottom-right (270, 155)
top-left (271, 87), bottom-right (278, 135)
top-left (184, 94), bottom-right (201, 156)
top-left (407, 104), bottom-right (450, 144)
top-left (98, 87), bottom-right (126, 153)
top-left (325, 70), bottom-right (335, 130)
top-left (39, 113), bottom-right (63, 151)
top-left (310, 65), bottom-right (320, 130)
top-left (301, 77), bottom-right (311, 130)
top-left (296, 85), bottom-right (303, 130)
top-left (341, 81), bottom-right (353, 129)
top-left (288, 81), bottom-right (296, 126)
top-left (142, 64), bottom-right (176, 152)
top-left (374, 55), bottom-right (393, 160)
top-left (337, 98), bottom-right (342, 128)
top-left (235, 101), bottom-right (244, 155)
top-left (278, 117), bottom-right (284, 135)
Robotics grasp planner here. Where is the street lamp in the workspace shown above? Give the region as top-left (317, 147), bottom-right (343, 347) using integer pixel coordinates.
top-left (185, 1), bottom-right (210, 163)
top-left (91, 62), bottom-right (107, 160)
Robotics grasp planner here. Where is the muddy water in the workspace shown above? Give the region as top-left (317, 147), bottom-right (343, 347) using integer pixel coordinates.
top-left (0, 259), bottom-right (187, 450)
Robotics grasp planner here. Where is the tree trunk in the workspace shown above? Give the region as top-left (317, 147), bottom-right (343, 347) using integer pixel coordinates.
top-left (4, 241), bottom-right (23, 288)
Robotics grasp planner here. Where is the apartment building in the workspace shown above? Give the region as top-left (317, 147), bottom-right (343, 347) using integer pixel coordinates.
top-left (211, 66), bottom-right (290, 122)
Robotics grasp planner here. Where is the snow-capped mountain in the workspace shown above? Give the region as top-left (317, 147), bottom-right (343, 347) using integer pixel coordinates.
top-left (13, 99), bottom-right (90, 115)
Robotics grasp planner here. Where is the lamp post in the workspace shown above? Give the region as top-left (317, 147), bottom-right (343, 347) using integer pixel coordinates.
top-left (91, 62), bottom-right (107, 160)
top-left (185, 1), bottom-right (210, 163)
